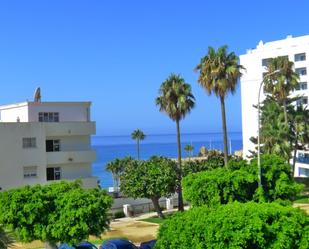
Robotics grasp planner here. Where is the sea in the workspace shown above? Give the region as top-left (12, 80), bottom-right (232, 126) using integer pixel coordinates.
top-left (92, 132), bottom-right (243, 189)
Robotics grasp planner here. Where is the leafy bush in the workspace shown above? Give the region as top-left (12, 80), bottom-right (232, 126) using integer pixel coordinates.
top-left (120, 156), bottom-right (177, 218)
top-left (0, 181), bottom-right (113, 246)
top-left (156, 202), bottom-right (309, 249)
top-left (182, 154), bottom-right (303, 207)
top-left (183, 166), bottom-right (256, 207)
top-left (113, 210), bottom-right (125, 219)
top-left (182, 155), bottom-right (224, 176)
top-left (250, 155), bottom-right (303, 202)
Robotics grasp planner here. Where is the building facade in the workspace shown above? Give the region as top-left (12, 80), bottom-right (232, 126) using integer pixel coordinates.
top-left (0, 101), bottom-right (97, 190)
top-left (240, 35), bottom-right (309, 177)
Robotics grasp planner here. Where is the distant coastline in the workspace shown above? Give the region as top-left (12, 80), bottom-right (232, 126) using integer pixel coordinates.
top-left (91, 132), bottom-right (243, 188)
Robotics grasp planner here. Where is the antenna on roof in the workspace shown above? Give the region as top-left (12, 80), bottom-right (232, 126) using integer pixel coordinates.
top-left (34, 87), bottom-right (41, 102)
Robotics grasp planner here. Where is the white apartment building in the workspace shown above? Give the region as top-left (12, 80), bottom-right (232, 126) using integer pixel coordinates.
top-left (240, 35), bottom-right (309, 177)
top-left (0, 100), bottom-right (97, 190)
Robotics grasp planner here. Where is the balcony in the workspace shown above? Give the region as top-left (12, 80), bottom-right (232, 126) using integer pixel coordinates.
top-left (44, 122), bottom-right (95, 136)
top-left (47, 150), bottom-right (96, 165)
top-left (297, 157), bottom-right (309, 164)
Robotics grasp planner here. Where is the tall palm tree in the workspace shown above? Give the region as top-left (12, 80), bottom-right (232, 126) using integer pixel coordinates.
top-left (131, 129), bottom-right (146, 160)
top-left (263, 56), bottom-right (299, 125)
top-left (156, 74), bottom-right (195, 211)
top-left (195, 45), bottom-right (244, 166)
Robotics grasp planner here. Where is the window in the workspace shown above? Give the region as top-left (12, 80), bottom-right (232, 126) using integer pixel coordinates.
top-left (297, 97), bottom-right (308, 106)
top-left (22, 137), bottom-right (36, 148)
top-left (46, 140), bottom-right (60, 152)
top-left (294, 53), bottom-right (306, 62)
top-left (295, 67), bottom-right (307, 76)
top-left (295, 82), bottom-right (308, 91)
top-left (23, 166), bottom-right (37, 178)
top-left (46, 167), bottom-right (61, 181)
top-left (262, 58), bottom-right (271, 67)
top-left (38, 112), bottom-right (59, 122)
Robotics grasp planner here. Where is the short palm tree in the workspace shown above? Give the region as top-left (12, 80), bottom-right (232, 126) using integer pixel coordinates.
top-left (263, 56), bottom-right (299, 125)
top-left (156, 73), bottom-right (195, 211)
top-left (184, 144), bottom-right (194, 159)
top-left (195, 45), bottom-right (244, 166)
top-left (0, 226), bottom-right (14, 249)
top-left (131, 129), bottom-right (146, 160)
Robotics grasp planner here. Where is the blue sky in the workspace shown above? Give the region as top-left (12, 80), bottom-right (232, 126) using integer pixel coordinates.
top-left (0, 1), bottom-right (308, 135)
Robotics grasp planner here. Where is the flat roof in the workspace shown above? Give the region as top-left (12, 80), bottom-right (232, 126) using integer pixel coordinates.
top-left (0, 101), bottom-right (91, 110)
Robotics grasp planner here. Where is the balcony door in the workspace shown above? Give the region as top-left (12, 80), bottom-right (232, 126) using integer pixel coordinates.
top-left (46, 140), bottom-right (60, 152)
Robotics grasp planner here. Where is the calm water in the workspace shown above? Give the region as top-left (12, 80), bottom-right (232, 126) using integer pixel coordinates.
top-left (92, 132), bottom-right (243, 189)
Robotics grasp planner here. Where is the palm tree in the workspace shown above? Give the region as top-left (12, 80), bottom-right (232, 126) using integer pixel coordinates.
top-left (184, 144), bottom-right (194, 159)
top-left (106, 157), bottom-right (133, 195)
top-left (260, 97), bottom-right (292, 162)
top-left (195, 45), bottom-right (244, 166)
top-left (156, 74), bottom-right (195, 211)
top-left (0, 226), bottom-right (14, 249)
top-left (263, 56), bottom-right (299, 125)
top-left (291, 105), bottom-right (309, 175)
top-left (131, 129), bottom-right (146, 160)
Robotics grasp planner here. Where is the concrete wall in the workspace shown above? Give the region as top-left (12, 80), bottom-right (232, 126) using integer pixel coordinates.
top-left (46, 135), bottom-right (91, 151)
top-left (0, 103), bottom-right (28, 122)
top-left (28, 102), bottom-right (90, 122)
top-left (0, 123), bottom-right (47, 190)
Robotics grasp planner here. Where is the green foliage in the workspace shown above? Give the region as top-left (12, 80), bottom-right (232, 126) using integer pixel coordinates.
top-left (0, 226), bottom-right (15, 249)
top-left (182, 155), bottom-right (224, 176)
top-left (183, 166), bottom-right (256, 207)
top-left (250, 155), bottom-right (303, 202)
top-left (120, 156), bottom-right (177, 199)
top-left (155, 74), bottom-right (195, 122)
top-left (0, 181), bottom-right (113, 245)
top-left (120, 156), bottom-right (177, 217)
top-left (182, 154), bottom-right (303, 207)
top-left (156, 202), bottom-right (309, 249)
top-left (113, 211), bottom-right (125, 219)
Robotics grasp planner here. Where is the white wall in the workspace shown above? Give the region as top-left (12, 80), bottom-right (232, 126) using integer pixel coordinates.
top-left (0, 103), bottom-right (28, 122)
top-left (0, 123), bottom-right (47, 190)
top-left (240, 35), bottom-right (309, 159)
top-left (28, 102), bottom-right (90, 122)
top-left (46, 135), bottom-right (91, 151)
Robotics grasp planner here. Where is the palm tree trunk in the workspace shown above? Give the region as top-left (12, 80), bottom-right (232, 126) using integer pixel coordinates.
top-left (220, 96), bottom-right (229, 167)
top-left (292, 135), bottom-right (298, 177)
top-left (151, 197), bottom-right (164, 218)
top-left (283, 100), bottom-right (288, 125)
top-left (176, 119), bottom-right (184, 211)
top-left (137, 139), bottom-right (140, 160)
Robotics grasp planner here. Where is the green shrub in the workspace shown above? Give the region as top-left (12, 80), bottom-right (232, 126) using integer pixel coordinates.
top-left (113, 210), bottom-right (125, 219)
top-left (156, 202), bottom-right (309, 249)
top-left (182, 154), bottom-right (303, 207)
top-left (182, 155), bottom-right (224, 176)
top-left (183, 167), bottom-right (256, 207)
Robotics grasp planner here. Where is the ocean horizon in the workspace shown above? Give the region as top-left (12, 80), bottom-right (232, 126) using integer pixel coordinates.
top-left (92, 132), bottom-right (243, 189)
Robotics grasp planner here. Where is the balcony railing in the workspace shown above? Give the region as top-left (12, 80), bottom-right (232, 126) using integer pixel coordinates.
top-left (46, 150), bottom-right (96, 165)
top-left (45, 122), bottom-right (95, 136)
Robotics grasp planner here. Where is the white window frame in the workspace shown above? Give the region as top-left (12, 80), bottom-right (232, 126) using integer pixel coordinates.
top-left (23, 166), bottom-right (38, 178)
top-left (22, 137), bottom-right (37, 148)
top-left (38, 112), bottom-right (59, 122)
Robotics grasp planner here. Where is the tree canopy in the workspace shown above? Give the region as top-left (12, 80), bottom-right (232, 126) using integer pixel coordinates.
top-left (156, 202), bottom-right (309, 249)
top-left (120, 156), bottom-right (177, 217)
top-left (0, 181), bottom-right (112, 247)
top-left (182, 154), bottom-right (303, 207)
